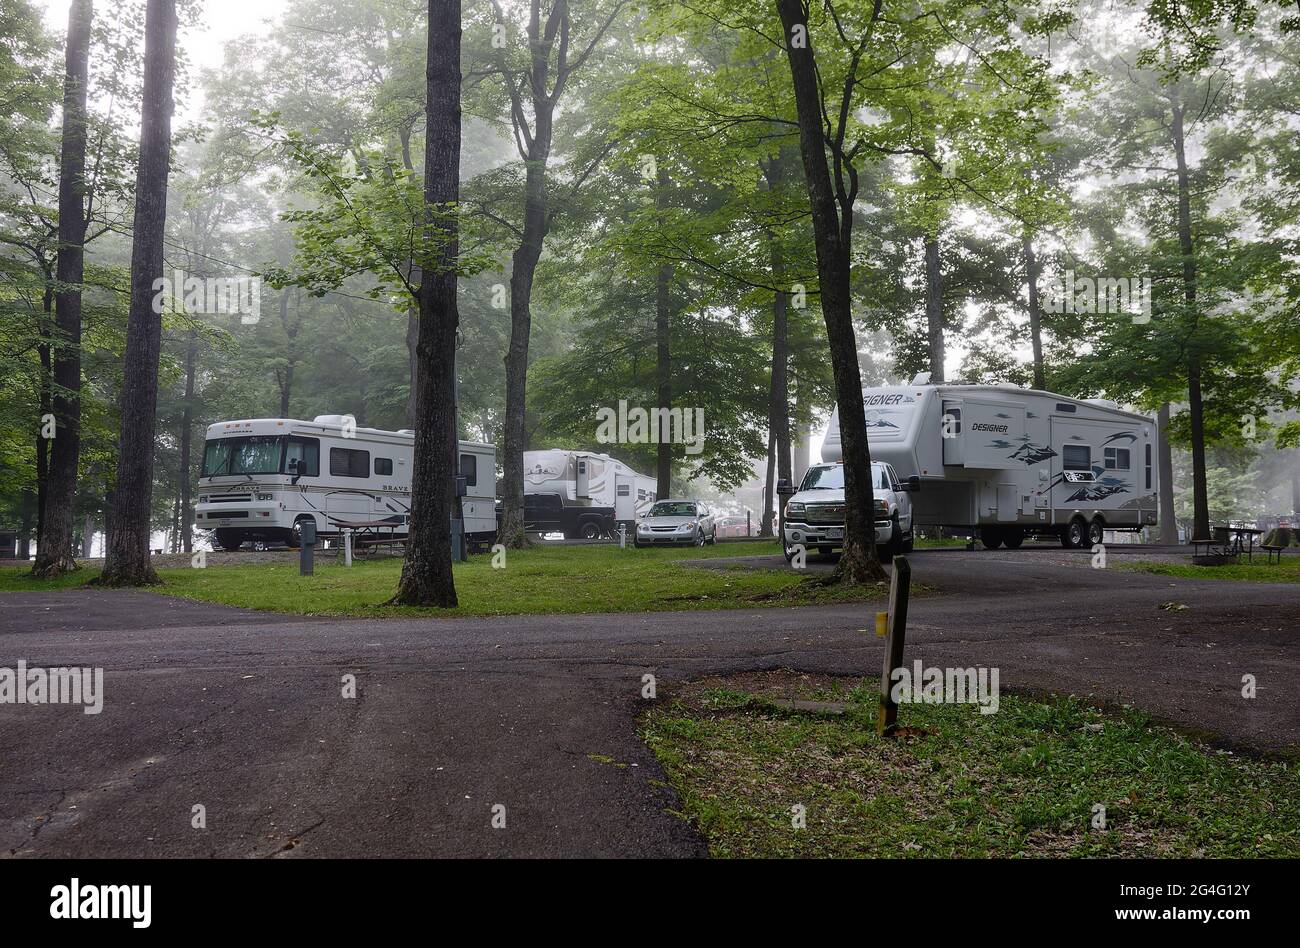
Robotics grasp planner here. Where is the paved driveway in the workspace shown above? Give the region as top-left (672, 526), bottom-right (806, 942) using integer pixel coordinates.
top-left (1, 549), bottom-right (1295, 857)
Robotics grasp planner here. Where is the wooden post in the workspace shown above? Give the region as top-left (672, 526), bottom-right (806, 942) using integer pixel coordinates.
top-left (877, 556), bottom-right (911, 736)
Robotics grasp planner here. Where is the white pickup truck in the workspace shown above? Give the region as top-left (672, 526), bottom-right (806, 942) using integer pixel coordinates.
top-left (778, 460), bottom-right (920, 562)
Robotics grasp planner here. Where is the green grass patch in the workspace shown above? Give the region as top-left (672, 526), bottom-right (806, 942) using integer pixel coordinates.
top-left (1115, 555), bottom-right (1300, 583)
top-left (0, 541), bottom-right (893, 617)
top-left (640, 671), bottom-right (1299, 858)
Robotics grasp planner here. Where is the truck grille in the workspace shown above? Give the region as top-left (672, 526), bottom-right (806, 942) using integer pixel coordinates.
top-left (208, 494), bottom-right (253, 503)
top-left (805, 504), bottom-right (845, 524)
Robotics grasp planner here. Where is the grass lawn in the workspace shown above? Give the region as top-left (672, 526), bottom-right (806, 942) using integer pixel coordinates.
top-left (1116, 554), bottom-right (1300, 583)
top-left (0, 541), bottom-right (895, 617)
top-left (640, 670), bottom-right (1299, 858)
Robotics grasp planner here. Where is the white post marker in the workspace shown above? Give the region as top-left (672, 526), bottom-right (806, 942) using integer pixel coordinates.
top-left (343, 528), bottom-right (353, 567)
top-left (619, 523), bottom-right (627, 549)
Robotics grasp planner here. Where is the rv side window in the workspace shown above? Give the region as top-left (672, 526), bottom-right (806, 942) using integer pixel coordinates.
top-left (617, 484), bottom-right (631, 496)
top-left (1103, 447), bottom-right (1130, 470)
top-left (1056, 403), bottom-right (1077, 413)
top-left (330, 447), bottom-right (370, 478)
top-left (1145, 444), bottom-right (1152, 490)
top-left (1063, 445), bottom-right (1091, 471)
top-left (459, 453), bottom-right (477, 487)
top-left (374, 457), bottom-right (393, 476)
top-left (283, 437), bottom-right (319, 477)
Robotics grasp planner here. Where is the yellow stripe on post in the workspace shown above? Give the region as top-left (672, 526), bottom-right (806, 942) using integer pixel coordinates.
top-left (875, 611), bottom-right (888, 637)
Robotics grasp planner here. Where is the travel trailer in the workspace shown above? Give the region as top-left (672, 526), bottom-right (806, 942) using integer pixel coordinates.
top-left (820, 383), bottom-right (1159, 548)
top-left (521, 449), bottom-right (657, 539)
top-left (195, 416), bottom-right (496, 550)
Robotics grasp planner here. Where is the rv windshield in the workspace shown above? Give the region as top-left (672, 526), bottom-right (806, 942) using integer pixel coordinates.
top-left (202, 436), bottom-right (283, 477)
top-left (800, 464), bottom-right (888, 491)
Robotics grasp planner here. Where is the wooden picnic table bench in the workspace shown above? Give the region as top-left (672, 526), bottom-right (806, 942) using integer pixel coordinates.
top-left (328, 519), bottom-right (408, 557)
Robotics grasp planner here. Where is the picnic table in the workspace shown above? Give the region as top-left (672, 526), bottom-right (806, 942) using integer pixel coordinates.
top-left (328, 519), bottom-right (408, 557)
top-left (1191, 524), bottom-right (1265, 563)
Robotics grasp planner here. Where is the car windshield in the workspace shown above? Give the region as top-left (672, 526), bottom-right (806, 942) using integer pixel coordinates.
top-left (202, 436), bottom-right (283, 477)
top-left (800, 464), bottom-right (889, 490)
top-left (649, 502), bottom-right (697, 517)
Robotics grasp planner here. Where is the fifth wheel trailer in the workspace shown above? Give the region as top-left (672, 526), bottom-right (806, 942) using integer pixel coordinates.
top-left (195, 415), bottom-right (497, 550)
top-left (821, 384), bottom-right (1159, 548)
top-left (520, 449), bottom-right (657, 539)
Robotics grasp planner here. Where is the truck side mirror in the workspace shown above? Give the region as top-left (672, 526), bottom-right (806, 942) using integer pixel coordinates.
top-left (777, 478), bottom-right (796, 496)
top-left (906, 475), bottom-right (921, 492)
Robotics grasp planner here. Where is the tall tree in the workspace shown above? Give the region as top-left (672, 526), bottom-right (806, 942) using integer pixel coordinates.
top-left (97, 0), bottom-right (177, 586)
top-left (774, 0), bottom-right (887, 583)
top-left (491, 0), bottom-right (627, 549)
top-left (389, 0), bottom-right (463, 607)
top-left (31, 0), bottom-right (92, 578)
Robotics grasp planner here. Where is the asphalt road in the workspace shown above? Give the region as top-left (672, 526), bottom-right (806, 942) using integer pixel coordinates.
top-left (1, 548), bottom-right (1295, 857)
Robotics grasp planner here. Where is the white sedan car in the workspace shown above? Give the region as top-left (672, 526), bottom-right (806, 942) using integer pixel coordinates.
top-left (634, 499), bottom-right (717, 547)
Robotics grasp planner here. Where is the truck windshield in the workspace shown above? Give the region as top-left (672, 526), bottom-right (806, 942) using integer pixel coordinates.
top-left (201, 436), bottom-right (283, 477)
top-left (801, 464), bottom-right (888, 490)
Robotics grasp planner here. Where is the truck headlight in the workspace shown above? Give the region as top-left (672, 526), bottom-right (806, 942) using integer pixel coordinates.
top-left (786, 502), bottom-right (805, 516)
top-left (256, 493), bottom-right (274, 502)
top-left (875, 499), bottom-right (889, 516)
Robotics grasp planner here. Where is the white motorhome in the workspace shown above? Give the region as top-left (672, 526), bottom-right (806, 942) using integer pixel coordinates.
top-left (522, 449), bottom-right (657, 539)
top-left (821, 383), bottom-right (1159, 548)
top-left (195, 416), bottom-right (496, 550)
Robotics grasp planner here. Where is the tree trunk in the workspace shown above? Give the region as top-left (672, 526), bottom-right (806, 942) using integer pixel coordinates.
top-left (776, 0), bottom-right (885, 583)
top-left (405, 300), bottom-right (420, 427)
top-left (654, 258), bottom-right (673, 498)
top-left (497, 131), bottom-right (553, 550)
top-left (1157, 403), bottom-right (1178, 544)
top-left (32, 0), bottom-right (93, 578)
top-left (1022, 232), bottom-right (1045, 390)
top-left (924, 234), bottom-right (944, 382)
top-left (1171, 103), bottom-right (1209, 541)
top-left (82, 512), bottom-right (94, 558)
top-left (97, 0), bottom-right (177, 587)
top-left (178, 329), bottom-right (197, 552)
top-left (389, 0), bottom-right (462, 607)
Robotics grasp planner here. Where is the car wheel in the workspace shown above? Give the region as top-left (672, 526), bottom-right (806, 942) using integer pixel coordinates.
top-left (580, 521), bottom-right (601, 540)
top-left (1002, 529), bottom-right (1025, 549)
top-left (980, 528), bottom-right (1004, 550)
top-left (695, 530), bottom-right (706, 547)
top-left (1066, 518), bottom-right (1088, 549)
top-left (1088, 518), bottom-right (1105, 546)
top-left (782, 540), bottom-right (798, 563)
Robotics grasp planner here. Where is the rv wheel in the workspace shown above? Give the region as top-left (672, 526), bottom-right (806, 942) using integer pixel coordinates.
top-left (287, 517), bottom-right (313, 549)
top-left (1065, 518), bottom-right (1088, 549)
top-left (1088, 518), bottom-right (1105, 546)
top-left (980, 528), bottom-right (1003, 550)
top-left (1002, 529), bottom-right (1024, 549)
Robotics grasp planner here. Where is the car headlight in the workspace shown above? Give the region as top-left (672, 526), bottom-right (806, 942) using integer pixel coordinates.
top-left (637, 522), bottom-right (650, 532)
top-left (786, 502), bottom-right (805, 516)
top-left (679, 521), bottom-right (696, 531)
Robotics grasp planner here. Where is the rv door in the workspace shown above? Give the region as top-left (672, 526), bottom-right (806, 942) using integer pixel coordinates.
top-left (941, 399), bottom-right (963, 466)
top-left (575, 454), bottom-right (591, 499)
top-left (614, 474), bottom-right (635, 520)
